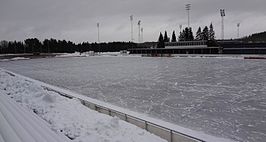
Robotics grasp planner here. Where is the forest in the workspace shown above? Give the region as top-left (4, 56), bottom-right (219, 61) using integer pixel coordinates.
top-left (0, 39), bottom-right (137, 54)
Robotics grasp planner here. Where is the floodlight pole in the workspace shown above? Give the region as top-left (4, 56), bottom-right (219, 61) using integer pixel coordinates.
top-left (186, 4), bottom-right (191, 28)
top-left (237, 23), bottom-right (240, 38)
top-left (130, 15), bottom-right (134, 42)
top-left (221, 16), bottom-right (224, 40)
top-left (97, 22), bottom-right (100, 43)
top-left (141, 27), bottom-right (144, 42)
top-left (179, 24), bottom-right (182, 34)
top-left (220, 9), bottom-right (225, 40)
top-left (138, 20), bottom-right (141, 43)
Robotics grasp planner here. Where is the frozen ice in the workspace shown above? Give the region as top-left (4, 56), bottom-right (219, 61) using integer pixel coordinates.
top-left (1, 56), bottom-right (266, 142)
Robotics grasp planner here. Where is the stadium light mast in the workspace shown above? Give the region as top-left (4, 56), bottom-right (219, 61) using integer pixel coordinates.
top-left (97, 22), bottom-right (100, 43)
top-left (237, 23), bottom-right (240, 38)
top-left (185, 4), bottom-right (191, 28)
top-left (220, 9), bottom-right (225, 40)
top-left (179, 24), bottom-right (182, 34)
top-left (141, 27), bottom-right (144, 42)
top-left (130, 15), bottom-right (134, 42)
top-left (138, 20), bottom-right (141, 43)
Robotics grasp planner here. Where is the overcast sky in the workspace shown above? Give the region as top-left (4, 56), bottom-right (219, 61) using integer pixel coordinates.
top-left (1, 0), bottom-right (266, 43)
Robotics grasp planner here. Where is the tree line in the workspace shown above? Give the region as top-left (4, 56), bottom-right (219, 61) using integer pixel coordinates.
top-left (240, 31), bottom-right (266, 42)
top-left (0, 23), bottom-right (218, 54)
top-left (158, 23), bottom-right (216, 48)
top-left (0, 38), bottom-right (137, 54)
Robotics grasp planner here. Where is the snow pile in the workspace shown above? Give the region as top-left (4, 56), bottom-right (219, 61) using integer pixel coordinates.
top-left (56, 52), bottom-right (88, 57)
top-left (0, 90), bottom-right (70, 142)
top-left (99, 52), bottom-right (122, 56)
top-left (0, 69), bottom-right (166, 142)
top-left (173, 54), bottom-right (244, 59)
top-left (0, 57), bottom-right (30, 62)
top-left (56, 51), bottom-right (135, 58)
top-left (10, 57), bottom-right (30, 60)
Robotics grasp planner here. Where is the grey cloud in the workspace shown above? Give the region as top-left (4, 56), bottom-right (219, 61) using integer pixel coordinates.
top-left (0, 0), bottom-right (266, 42)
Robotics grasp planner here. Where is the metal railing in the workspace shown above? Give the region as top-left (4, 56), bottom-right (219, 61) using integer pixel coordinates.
top-left (78, 99), bottom-right (205, 142)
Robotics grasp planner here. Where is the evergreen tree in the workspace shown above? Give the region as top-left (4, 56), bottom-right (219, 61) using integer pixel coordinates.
top-left (24, 38), bottom-right (41, 53)
top-left (184, 28), bottom-right (189, 41)
top-left (158, 32), bottom-right (165, 48)
top-left (202, 26), bottom-right (209, 40)
top-left (209, 23), bottom-right (215, 40)
top-left (0, 39), bottom-right (141, 54)
top-left (196, 27), bottom-right (202, 40)
top-left (163, 31), bottom-right (170, 42)
top-left (178, 29), bottom-right (185, 41)
top-left (43, 39), bottom-right (50, 53)
top-left (188, 27), bottom-right (194, 41)
top-left (241, 31), bottom-right (266, 42)
top-left (179, 27), bottom-right (194, 41)
top-left (158, 32), bottom-right (164, 42)
top-left (171, 31), bottom-right (177, 42)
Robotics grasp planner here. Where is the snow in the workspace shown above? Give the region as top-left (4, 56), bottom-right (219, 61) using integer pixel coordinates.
top-left (0, 69), bottom-right (166, 142)
top-left (0, 92), bottom-right (70, 142)
top-left (0, 87), bottom-right (69, 142)
top-left (56, 52), bottom-right (140, 58)
top-left (0, 57), bottom-right (30, 62)
top-left (172, 54), bottom-right (266, 59)
top-left (173, 54), bottom-right (244, 59)
top-left (56, 52), bottom-right (89, 57)
top-left (1, 56), bottom-right (265, 142)
top-left (56, 51), bottom-right (123, 57)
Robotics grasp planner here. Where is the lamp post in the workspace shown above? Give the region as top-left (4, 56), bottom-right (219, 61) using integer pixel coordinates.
top-left (179, 24), bottom-right (182, 34)
top-left (138, 20), bottom-right (141, 43)
top-left (237, 23), bottom-right (240, 38)
top-left (186, 4), bottom-right (191, 28)
top-left (130, 15), bottom-right (134, 42)
top-left (220, 9), bottom-right (225, 40)
top-left (97, 22), bottom-right (100, 43)
top-left (141, 27), bottom-right (144, 42)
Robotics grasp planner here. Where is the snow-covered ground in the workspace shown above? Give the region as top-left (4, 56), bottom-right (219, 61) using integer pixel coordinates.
top-left (56, 51), bottom-right (134, 58)
top-left (0, 57), bottom-right (30, 62)
top-left (0, 69), bottom-right (166, 142)
top-left (0, 56), bottom-right (265, 142)
top-left (0, 87), bottom-right (70, 142)
top-left (56, 52), bottom-right (94, 57)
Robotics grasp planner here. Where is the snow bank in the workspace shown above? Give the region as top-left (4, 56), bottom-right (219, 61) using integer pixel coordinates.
top-left (0, 57), bottom-right (30, 62)
top-left (56, 51), bottom-right (122, 57)
top-left (173, 54), bottom-right (244, 59)
top-left (56, 51), bottom-right (142, 58)
top-left (56, 52), bottom-right (88, 57)
top-left (0, 90), bottom-right (70, 142)
top-left (0, 69), bottom-right (166, 142)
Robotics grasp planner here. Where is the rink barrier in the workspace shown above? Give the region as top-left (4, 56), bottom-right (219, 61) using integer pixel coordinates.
top-left (80, 99), bottom-right (205, 142)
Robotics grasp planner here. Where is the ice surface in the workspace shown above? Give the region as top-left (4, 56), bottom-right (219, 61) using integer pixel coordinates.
top-left (0, 69), bottom-right (166, 142)
top-left (0, 56), bottom-right (266, 142)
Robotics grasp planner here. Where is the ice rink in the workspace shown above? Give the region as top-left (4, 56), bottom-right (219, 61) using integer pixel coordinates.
top-left (1, 56), bottom-right (266, 142)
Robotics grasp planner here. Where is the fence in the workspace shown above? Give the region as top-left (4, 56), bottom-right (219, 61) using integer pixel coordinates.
top-left (78, 99), bottom-right (205, 142)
